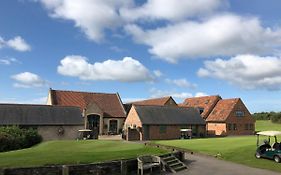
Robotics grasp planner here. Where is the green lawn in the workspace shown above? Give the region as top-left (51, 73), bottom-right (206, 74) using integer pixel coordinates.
top-left (154, 120), bottom-right (281, 173)
top-left (255, 120), bottom-right (281, 131)
top-left (0, 140), bottom-right (168, 168)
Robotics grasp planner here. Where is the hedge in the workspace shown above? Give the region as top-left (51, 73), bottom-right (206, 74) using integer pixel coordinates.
top-left (0, 126), bottom-right (42, 152)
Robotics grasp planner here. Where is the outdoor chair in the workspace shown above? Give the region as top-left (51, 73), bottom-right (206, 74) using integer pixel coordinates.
top-left (137, 155), bottom-right (162, 175)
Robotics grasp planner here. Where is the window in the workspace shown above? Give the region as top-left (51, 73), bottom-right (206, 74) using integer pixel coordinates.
top-left (236, 111), bottom-right (245, 117)
top-left (249, 124), bottom-right (254, 130)
top-left (233, 124), bottom-right (237, 130)
top-left (159, 125), bottom-right (167, 134)
top-left (227, 123), bottom-right (232, 131)
top-left (245, 124), bottom-right (249, 130)
top-left (198, 107), bottom-right (204, 114)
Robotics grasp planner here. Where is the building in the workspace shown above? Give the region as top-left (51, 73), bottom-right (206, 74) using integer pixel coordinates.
top-left (124, 96), bottom-right (177, 113)
top-left (0, 104), bottom-right (83, 141)
top-left (181, 96), bottom-right (255, 136)
top-left (180, 95), bottom-right (221, 119)
top-left (124, 105), bottom-right (206, 140)
top-left (206, 98), bottom-right (255, 136)
top-left (47, 89), bottom-right (127, 135)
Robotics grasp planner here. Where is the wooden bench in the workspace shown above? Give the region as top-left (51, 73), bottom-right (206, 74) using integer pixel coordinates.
top-left (137, 155), bottom-right (161, 175)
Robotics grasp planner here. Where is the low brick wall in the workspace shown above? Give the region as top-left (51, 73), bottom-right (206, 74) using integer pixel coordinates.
top-left (0, 152), bottom-right (182, 175)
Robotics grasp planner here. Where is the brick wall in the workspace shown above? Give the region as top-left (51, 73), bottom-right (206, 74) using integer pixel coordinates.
top-left (124, 106), bottom-right (142, 129)
top-left (226, 100), bottom-right (255, 135)
top-left (147, 125), bottom-right (205, 140)
top-left (207, 123), bottom-right (226, 136)
top-left (126, 128), bottom-right (140, 141)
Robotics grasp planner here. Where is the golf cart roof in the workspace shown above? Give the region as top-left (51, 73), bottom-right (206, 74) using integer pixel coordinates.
top-left (78, 129), bottom-right (92, 132)
top-left (256, 131), bottom-right (281, 136)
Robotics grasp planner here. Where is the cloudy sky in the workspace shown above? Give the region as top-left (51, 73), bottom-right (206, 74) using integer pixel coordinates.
top-left (1, 0), bottom-right (281, 112)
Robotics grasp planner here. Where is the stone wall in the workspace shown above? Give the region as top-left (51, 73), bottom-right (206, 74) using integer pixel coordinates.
top-left (0, 152), bottom-right (183, 175)
top-left (38, 125), bottom-right (83, 141)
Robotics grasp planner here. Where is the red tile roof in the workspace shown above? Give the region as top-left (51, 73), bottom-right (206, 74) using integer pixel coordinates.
top-left (50, 89), bottom-right (126, 118)
top-left (181, 95), bottom-right (221, 119)
top-left (129, 96), bottom-right (176, 106)
top-left (206, 98), bottom-right (239, 122)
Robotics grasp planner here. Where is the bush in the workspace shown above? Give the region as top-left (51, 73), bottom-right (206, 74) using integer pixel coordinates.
top-left (0, 126), bottom-right (42, 152)
top-left (271, 113), bottom-right (281, 124)
top-left (24, 128), bottom-right (42, 148)
top-left (252, 111), bottom-right (277, 120)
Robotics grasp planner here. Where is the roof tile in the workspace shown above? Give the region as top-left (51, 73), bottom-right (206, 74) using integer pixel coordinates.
top-left (206, 98), bottom-right (239, 122)
top-left (181, 95), bottom-right (221, 119)
top-left (51, 89), bottom-right (126, 118)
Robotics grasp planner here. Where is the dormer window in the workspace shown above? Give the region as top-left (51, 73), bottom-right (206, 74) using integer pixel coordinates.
top-left (198, 107), bottom-right (204, 114)
top-left (236, 111), bottom-right (244, 117)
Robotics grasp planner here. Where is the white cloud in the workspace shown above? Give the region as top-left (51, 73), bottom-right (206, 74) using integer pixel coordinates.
top-left (0, 97), bottom-right (47, 104)
top-left (120, 0), bottom-right (226, 22)
top-left (149, 88), bottom-right (192, 100)
top-left (6, 36), bottom-right (31, 51)
top-left (11, 72), bottom-right (46, 88)
top-left (195, 92), bottom-right (209, 97)
top-left (125, 14), bottom-right (281, 62)
top-left (0, 58), bottom-right (18, 65)
top-left (122, 97), bottom-right (146, 103)
top-left (153, 70), bottom-right (163, 77)
top-left (0, 37), bottom-right (4, 48)
top-left (166, 78), bottom-right (197, 88)
top-left (57, 55), bottom-right (153, 82)
top-left (39, 0), bottom-right (131, 42)
top-left (198, 54), bottom-right (281, 90)
top-left (0, 36), bottom-right (31, 52)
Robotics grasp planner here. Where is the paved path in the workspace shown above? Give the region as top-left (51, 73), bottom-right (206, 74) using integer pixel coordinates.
top-left (170, 153), bottom-right (281, 175)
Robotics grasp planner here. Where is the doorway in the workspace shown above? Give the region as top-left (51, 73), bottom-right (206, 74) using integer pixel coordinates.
top-left (87, 114), bottom-right (100, 139)
top-left (109, 120), bottom-right (118, 134)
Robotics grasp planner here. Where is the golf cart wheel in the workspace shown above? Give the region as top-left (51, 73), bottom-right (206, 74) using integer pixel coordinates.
top-left (255, 152), bottom-right (261, 159)
top-left (274, 156), bottom-right (281, 163)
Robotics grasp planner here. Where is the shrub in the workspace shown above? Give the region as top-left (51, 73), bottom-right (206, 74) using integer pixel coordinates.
top-left (0, 126), bottom-right (42, 152)
top-left (271, 113), bottom-right (281, 124)
top-left (24, 128), bottom-right (42, 148)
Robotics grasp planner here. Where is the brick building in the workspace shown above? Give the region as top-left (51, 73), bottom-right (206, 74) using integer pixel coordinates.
top-left (181, 96), bottom-right (255, 136)
top-left (124, 96), bottom-right (177, 113)
top-left (47, 89), bottom-right (127, 135)
top-left (124, 105), bottom-right (206, 140)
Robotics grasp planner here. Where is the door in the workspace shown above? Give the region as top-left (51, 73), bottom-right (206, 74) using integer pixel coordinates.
top-left (109, 120), bottom-right (118, 134)
top-left (143, 125), bottom-right (150, 140)
top-left (87, 114), bottom-right (100, 139)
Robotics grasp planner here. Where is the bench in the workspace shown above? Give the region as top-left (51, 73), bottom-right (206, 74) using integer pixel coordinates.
top-left (137, 155), bottom-right (161, 175)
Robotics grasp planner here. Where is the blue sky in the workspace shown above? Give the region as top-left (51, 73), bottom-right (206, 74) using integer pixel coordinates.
top-left (1, 0), bottom-right (281, 112)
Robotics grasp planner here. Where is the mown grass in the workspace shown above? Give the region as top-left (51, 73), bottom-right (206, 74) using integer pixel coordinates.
top-left (255, 120), bottom-right (281, 131)
top-left (0, 140), bottom-right (168, 168)
top-left (154, 121), bottom-right (281, 173)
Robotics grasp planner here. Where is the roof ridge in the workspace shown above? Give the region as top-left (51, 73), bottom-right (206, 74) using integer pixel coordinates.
top-left (51, 89), bottom-right (117, 95)
top-left (220, 98), bottom-right (240, 101)
top-left (185, 95), bottom-right (221, 99)
top-left (0, 103), bottom-right (80, 108)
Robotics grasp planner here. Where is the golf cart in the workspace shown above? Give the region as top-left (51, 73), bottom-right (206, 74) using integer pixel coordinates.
top-left (255, 131), bottom-right (281, 163)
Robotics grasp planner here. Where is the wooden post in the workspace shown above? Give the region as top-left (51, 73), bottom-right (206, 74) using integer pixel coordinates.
top-left (62, 165), bottom-right (69, 175)
top-left (120, 160), bottom-right (127, 175)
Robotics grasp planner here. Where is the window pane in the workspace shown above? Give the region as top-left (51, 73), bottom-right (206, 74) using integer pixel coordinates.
top-left (159, 125), bottom-right (167, 133)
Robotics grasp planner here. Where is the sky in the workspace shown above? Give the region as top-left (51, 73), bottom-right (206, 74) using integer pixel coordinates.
top-left (1, 0), bottom-right (281, 113)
